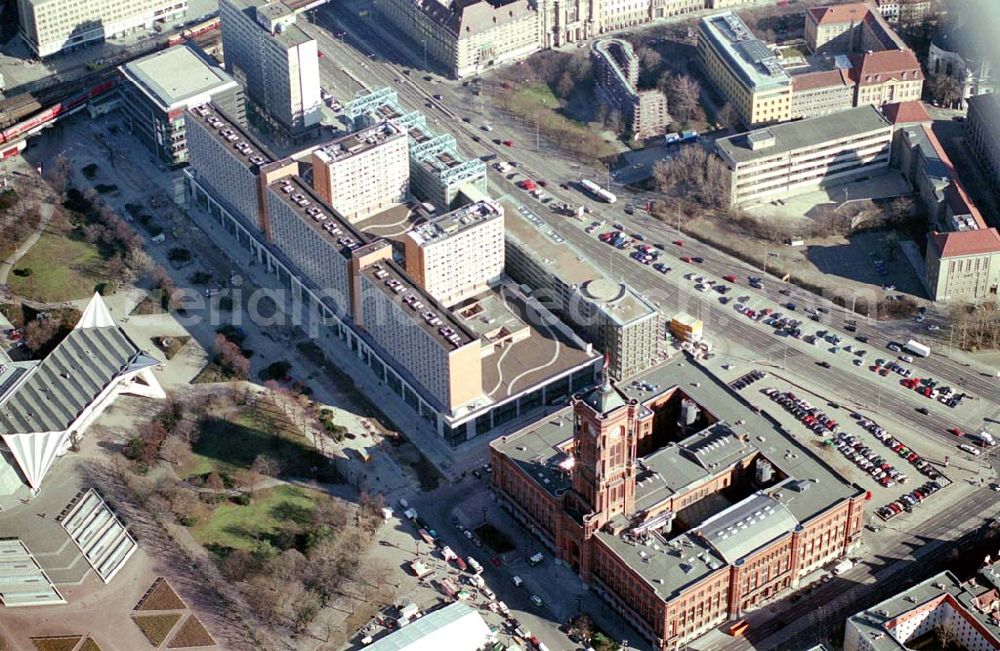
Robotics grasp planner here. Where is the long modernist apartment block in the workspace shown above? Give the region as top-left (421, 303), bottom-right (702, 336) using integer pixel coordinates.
top-left (311, 120), bottom-right (410, 221)
top-left (345, 87), bottom-right (487, 211)
top-left (504, 202), bottom-right (661, 380)
top-left (184, 103), bottom-right (599, 444)
top-left (491, 356), bottom-right (865, 650)
top-left (715, 104), bottom-right (893, 207)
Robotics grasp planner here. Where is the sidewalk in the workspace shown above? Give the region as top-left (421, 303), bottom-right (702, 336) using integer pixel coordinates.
top-left (0, 202), bottom-right (52, 284)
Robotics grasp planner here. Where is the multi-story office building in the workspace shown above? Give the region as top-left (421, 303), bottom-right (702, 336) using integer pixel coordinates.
top-left (844, 561), bottom-right (1000, 651)
top-left (928, 18), bottom-right (995, 108)
top-left (491, 357), bottom-right (865, 651)
top-left (346, 88), bottom-right (487, 211)
top-left (17, 0), bottom-right (187, 57)
top-left (805, 2), bottom-right (906, 54)
top-left (403, 201), bottom-right (505, 306)
top-left (790, 69), bottom-right (854, 120)
top-left (119, 45), bottom-right (244, 167)
top-left (926, 229), bottom-right (1000, 303)
top-left (849, 50), bottom-right (924, 107)
top-left (715, 104), bottom-right (893, 207)
top-left (966, 92), bottom-right (1000, 200)
top-left (873, 0), bottom-right (931, 26)
top-left (219, 0), bottom-right (321, 136)
top-left (599, 0), bottom-right (651, 32)
top-left (698, 12), bottom-right (793, 127)
top-left (505, 204), bottom-right (660, 380)
top-left (374, 0), bottom-right (540, 79)
top-left (185, 102), bottom-right (600, 442)
top-left (592, 39), bottom-right (670, 141)
top-left (536, 0), bottom-right (597, 48)
top-left (311, 122), bottom-right (410, 221)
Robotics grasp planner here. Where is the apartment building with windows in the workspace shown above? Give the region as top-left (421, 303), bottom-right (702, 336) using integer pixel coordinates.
top-left (219, 0), bottom-right (321, 136)
top-left (491, 356), bottom-right (865, 650)
top-left (346, 88), bottom-right (487, 211)
top-left (184, 103), bottom-right (274, 233)
top-left (844, 561), bottom-right (1000, 651)
top-left (403, 201), bottom-right (505, 306)
top-left (374, 0), bottom-right (540, 79)
top-left (119, 45), bottom-right (244, 167)
top-left (698, 12), bottom-right (793, 127)
top-left (184, 102), bottom-right (600, 442)
top-left (873, 0), bottom-right (931, 26)
top-left (311, 122), bottom-right (410, 222)
top-left (966, 92), bottom-right (1000, 201)
top-left (715, 104), bottom-right (893, 207)
top-left (598, 0), bottom-right (651, 32)
top-left (505, 204), bottom-right (660, 380)
top-left (850, 50), bottom-right (923, 107)
top-left (592, 38), bottom-right (670, 140)
top-left (17, 0), bottom-right (187, 57)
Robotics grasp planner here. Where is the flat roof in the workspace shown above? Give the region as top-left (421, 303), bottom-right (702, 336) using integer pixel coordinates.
top-left (366, 602), bottom-right (492, 651)
top-left (0, 539), bottom-right (65, 607)
top-left (473, 285), bottom-right (597, 400)
top-left (268, 176), bottom-right (368, 257)
top-left (715, 104), bottom-right (891, 165)
top-left (187, 103), bottom-right (273, 171)
top-left (504, 201), bottom-right (657, 327)
top-left (121, 45), bottom-right (238, 113)
top-left (314, 120), bottom-right (405, 164)
top-left (407, 200), bottom-right (503, 247)
top-left (695, 491), bottom-right (798, 563)
top-left (699, 12), bottom-right (791, 92)
top-left (361, 259), bottom-right (477, 351)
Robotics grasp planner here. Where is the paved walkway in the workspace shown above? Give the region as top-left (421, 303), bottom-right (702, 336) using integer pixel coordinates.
top-left (0, 202), bottom-right (52, 284)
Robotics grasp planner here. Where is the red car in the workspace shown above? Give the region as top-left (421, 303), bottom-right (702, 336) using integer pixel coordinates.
top-left (318, 50), bottom-right (325, 59)
top-left (502, 140), bottom-right (514, 147)
top-left (673, 240), bottom-right (684, 246)
top-left (681, 256), bottom-right (692, 263)
top-left (948, 427), bottom-right (964, 437)
top-left (723, 274), bottom-right (737, 282)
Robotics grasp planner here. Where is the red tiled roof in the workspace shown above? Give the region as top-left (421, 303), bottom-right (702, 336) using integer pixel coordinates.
top-left (921, 125), bottom-right (987, 229)
top-left (791, 68), bottom-right (852, 91)
top-left (882, 100), bottom-right (931, 124)
top-left (930, 228), bottom-right (1000, 258)
top-left (808, 2), bottom-right (871, 25)
top-left (849, 50), bottom-right (923, 85)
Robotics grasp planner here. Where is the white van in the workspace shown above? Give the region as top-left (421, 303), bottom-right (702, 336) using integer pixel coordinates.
top-left (528, 552), bottom-right (544, 566)
top-left (512, 575), bottom-right (523, 587)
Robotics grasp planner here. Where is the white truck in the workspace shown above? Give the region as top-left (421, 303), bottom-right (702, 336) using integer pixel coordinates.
top-left (467, 557), bottom-right (484, 575)
top-left (970, 431), bottom-right (996, 447)
top-left (903, 340), bottom-right (931, 358)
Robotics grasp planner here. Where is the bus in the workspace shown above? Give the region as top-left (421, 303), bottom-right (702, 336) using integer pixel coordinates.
top-left (579, 179), bottom-right (617, 204)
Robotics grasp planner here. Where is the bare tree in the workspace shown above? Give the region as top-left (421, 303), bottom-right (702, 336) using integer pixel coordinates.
top-left (160, 435), bottom-right (193, 467)
top-left (927, 73), bottom-right (963, 107)
top-left (662, 73), bottom-right (702, 123)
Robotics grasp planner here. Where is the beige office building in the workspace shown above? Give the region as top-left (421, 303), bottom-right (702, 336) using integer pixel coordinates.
top-left (18, 0), bottom-right (187, 57)
top-left (312, 121), bottom-right (410, 221)
top-left (925, 229), bottom-right (1000, 304)
top-left (698, 12), bottom-right (793, 127)
top-left (404, 201), bottom-right (505, 307)
top-left (715, 105), bottom-right (893, 207)
top-left (375, 0), bottom-right (540, 79)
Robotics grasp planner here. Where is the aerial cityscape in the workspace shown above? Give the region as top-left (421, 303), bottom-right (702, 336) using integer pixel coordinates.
top-left (0, 0), bottom-right (998, 649)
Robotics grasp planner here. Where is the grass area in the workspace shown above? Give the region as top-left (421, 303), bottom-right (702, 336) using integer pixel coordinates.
top-left (507, 84), bottom-right (619, 160)
top-left (166, 615), bottom-right (215, 648)
top-left (133, 613), bottom-right (182, 647)
top-left (190, 360), bottom-right (241, 384)
top-left (154, 336), bottom-right (191, 361)
top-left (475, 523), bottom-right (515, 553)
top-left (190, 484), bottom-right (321, 552)
top-left (8, 212), bottom-right (106, 303)
top-left (79, 639), bottom-right (102, 651)
top-left (136, 577), bottom-right (186, 611)
top-left (183, 406), bottom-right (331, 480)
top-left (30, 637), bottom-right (82, 651)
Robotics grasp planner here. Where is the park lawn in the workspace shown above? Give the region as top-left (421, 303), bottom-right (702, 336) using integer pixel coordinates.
top-left (182, 407), bottom-right (328, 480)
top-left (9, 215), bottom-right (106, 303)
top-left (509, 84), bottom-right (619, 159)
top-left (190, 484), bottom-right (320, 552)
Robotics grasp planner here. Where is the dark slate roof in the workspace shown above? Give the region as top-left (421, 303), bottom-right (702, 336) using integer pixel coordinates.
top-left (0, 327), bottom-right (144, 434)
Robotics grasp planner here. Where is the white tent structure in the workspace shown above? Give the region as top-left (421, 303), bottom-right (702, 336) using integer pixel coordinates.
top-left (366, 602), bottom-right (493, 651)
top-left (0, 294), bottom-right (164, 493)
